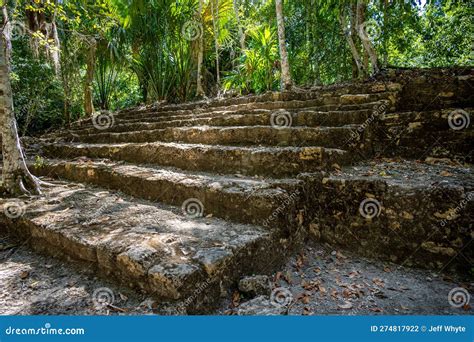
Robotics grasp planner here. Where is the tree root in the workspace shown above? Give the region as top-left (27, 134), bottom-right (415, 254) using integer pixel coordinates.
top-left (2, 168), bottom-right (43, 197)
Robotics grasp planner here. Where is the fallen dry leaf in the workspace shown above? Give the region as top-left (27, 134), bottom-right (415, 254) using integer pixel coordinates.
top-left (440, 170), bottom-right (454, 177)
top-left (372, 278), bottom-right (385, 288)
top-left (232, 291), bottom-right (240, 307)
top-left (318, 285), bottom-right (327, 295)
top-left (348, 271), bottom-right (360, 278)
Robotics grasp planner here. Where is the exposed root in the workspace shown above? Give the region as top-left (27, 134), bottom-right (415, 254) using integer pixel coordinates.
top-left (2, 168), bottom-right (42, 197)
top-left (38, 179), bottom-right (55, 188)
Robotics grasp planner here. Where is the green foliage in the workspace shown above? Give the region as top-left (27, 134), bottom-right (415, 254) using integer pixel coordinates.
top-left (383, 0), bottom-right (474, 67)
top-left (11, 40), bottom-right (64, 135)
top-left (7, 0), bottom-right (473, 136)
top-left (224, 25), bottom-right (279, 93)
top-left (34, 155), bottom-right (46, 169)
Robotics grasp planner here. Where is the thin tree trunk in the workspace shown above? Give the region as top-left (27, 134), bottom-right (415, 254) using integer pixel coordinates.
top-left (349, 3), bottom-right (360, 79)
top-left (233, 0), bottom-right (245, 52)
top-left (356, 0), bottom-right (379, 74)
top-left (62, 73), bottom-right (71, 127)
top-left (339, 9), bottom-right (364, 79)
top-left (50, 0), bottom-right (61, 75)
top-left (1, 6), bottom-right (41, 195)
top-left (26, 3), bottom-right (40, 58)
top-left (196, 0), bottom-right (205, 97)
top-left (25, 1), bottom-right (61, 75)
top-left (83, 37), bottom-right (96, 116)
top-left (211, 0), bottom-right (220, 88)
top-left (382, 0), bottom-right (388, 67)
top-left (275, 0), bottom-right (292, 90)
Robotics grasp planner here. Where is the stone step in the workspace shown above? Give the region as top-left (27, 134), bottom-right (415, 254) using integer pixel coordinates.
top-left (70, 95), bottom-right (394, 130)
top-left (0, 180), bottom-right (292, 313)
top-left (100, 90), bottom-right (392, 124)
top-left (135, 81), bottom-right (400, 113)
top-left (376, 108), bottom-right (474, 162)
top-left (31, 159), bottom-right (302, 227)
top-left (301, 159), bottom-right (473, 273)
top-left (114, 83), bottom-right (400, 118)
top-left (70, 109), bottom-right (269, 130)
top-left (117, 100), bottom-right (390, 126)
top-left (51, 126), bottom-right (361, 148)
top-left (52, 108), bottom-right (377, 138)
top-left (118, 93), bottom-right (394, 120)
top-left (40, 142), bottom-right (354, 177)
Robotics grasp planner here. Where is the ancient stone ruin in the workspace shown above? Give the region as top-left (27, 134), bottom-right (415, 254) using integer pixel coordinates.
top-left (0, 68), bottom-right (472, 313)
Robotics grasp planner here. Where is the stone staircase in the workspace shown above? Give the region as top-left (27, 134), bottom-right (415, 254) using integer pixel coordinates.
top-left (1, 69), bottom-right (472, 313)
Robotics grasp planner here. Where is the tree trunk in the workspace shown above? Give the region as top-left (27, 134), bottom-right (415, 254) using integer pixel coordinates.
top-left (26, 4), bottom-right (40, 58)
top-left (83, 37), bottom-right (96, 116)
top-left (211, 0), bottom-right (220, 89)
top-left (62, 73), bottom-right (71, 127)
top-left (50, 20), bottom-right (61, 75)
top-left (196, 0), bottom-right (205, 97)
top-left (339, 9), bottom-right (364, 79)
top-left (26, 0), bottom-right (61, 75)
top-left (356, 0), bottom-right (379, 74)
top-left (349, 3), bottom-right (361, 79)
top-left (382, 0), bottom-right (388, 67)
top-left (275, 0), bottom-right (292, 90)
top-left (233, 0), bottom-right (246, 52)
top-left (1, 6), bottom-right (41, 195)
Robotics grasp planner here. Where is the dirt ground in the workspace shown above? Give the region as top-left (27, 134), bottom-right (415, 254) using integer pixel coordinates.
top-left (223, 243), bottom-right (473, 316)
top-left (0, 234), bottom-right (472, 316)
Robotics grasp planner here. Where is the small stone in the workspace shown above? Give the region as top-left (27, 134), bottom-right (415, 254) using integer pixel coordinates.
top-left (238, 275), bottom-right (271, 296)
top-left (338, 301), bottom-right (353, 310)
top-left (237, 296), bottom-right (286, 316)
